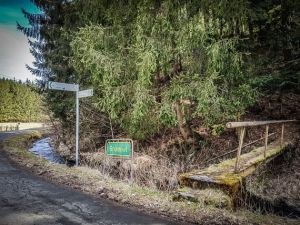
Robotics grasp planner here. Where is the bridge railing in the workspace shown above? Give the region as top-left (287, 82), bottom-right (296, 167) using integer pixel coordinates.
top-left (226, 120), bottom-right (298, 174)
top-left (0, 124), bottom-right (19, 132)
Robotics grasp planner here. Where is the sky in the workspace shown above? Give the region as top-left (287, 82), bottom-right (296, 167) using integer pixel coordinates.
top-left (0, 0), bottom-right (41, 82)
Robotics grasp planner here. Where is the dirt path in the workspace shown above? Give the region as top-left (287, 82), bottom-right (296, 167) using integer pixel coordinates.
top-left (0, 130), bottom-right (188, 225)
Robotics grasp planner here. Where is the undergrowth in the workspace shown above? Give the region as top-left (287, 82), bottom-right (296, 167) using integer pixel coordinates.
top-left (2, 130), bottom-right (300, 224)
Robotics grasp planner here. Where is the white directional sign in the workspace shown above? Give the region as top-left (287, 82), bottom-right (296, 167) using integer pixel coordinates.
top-left (78, 89), bottom-right (93, 98)
top-left (48, 81), bottom-right (79, 92)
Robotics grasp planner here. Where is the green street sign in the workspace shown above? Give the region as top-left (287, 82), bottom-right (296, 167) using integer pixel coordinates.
top-left (103, 139), bottom-right (134, 185)
top-left (106, 141), bottom-right (131, 157)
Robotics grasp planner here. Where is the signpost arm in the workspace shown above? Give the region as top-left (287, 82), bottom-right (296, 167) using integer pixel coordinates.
top-left (76, 91), bottom-right (79, 166)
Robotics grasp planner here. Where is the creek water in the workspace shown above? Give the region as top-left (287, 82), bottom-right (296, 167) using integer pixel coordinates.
top-left (29, 137), bottom-right (66, 164)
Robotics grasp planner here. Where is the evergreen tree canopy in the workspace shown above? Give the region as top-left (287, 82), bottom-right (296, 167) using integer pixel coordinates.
top-left (17, 0), bottom-right (300, 141)
top-left (68, 0), bottom-right (258, 138)
top-left (0, 79), bottom-right (45, 122)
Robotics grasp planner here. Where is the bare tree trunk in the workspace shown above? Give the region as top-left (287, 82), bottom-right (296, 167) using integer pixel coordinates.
top-left (204, 10), bottom-right (210, 31)
top-left (220, 18), bottom-right (223, 37)
top-left (247, 17), bottom-right (254, 44)
top-left (281, 0), bottom-right (292, 61)
top-left (174, 102), bottom-right (192, 144)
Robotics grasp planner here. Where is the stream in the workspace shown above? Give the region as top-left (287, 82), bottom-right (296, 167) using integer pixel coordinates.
top-left (29, 137), bottom-right (66, 164)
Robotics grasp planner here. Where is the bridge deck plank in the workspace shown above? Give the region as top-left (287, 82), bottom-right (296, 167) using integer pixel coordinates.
top-left (178, 141), bottom-right (291, 204)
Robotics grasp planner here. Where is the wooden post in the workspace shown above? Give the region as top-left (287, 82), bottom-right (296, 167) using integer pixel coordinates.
top-left (280, 123), bottom-right (284, 148)
top-left (264, 125), bottom-right (269, 159)
top-left (234, 127), bottom-right (246, 174)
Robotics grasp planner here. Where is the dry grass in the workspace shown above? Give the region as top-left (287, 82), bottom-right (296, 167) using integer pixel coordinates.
top-left (80, 152), bottom-right (181, 192)
top-left (2, 131), bottom-right (300, 224)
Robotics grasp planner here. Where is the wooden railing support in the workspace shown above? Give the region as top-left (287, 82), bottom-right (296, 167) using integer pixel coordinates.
top-left (264, 125), bottom-right (269, 159)
top-left (234, 127), bottom-right (246, 174)
top-left (280, 123), bottom-right (285, 148)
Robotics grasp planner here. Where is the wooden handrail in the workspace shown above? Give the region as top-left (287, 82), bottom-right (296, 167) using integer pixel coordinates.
top-left (226, 120), bottom-right (298, 173)
top-left (226, 120), bottom-right (297, 128)
top-left (205, 133), bottom-right (276, 165)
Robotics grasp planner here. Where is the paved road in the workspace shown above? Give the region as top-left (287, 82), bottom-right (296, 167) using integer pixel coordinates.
top-left (0, 130), bottom-right (188, 225)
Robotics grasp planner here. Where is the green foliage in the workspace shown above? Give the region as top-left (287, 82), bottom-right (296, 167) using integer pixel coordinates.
top-left (159, 102), bottom-right (177, 126)
top-left (211, 124), bottom-right (226, 136)
top-left (66, 0), bottom-right (259, 138)
top-left (0, 79), bottom-right (45, 122)
top-left (248, 0), bottom-right (300, 93)
top-left (21, 0), bottom-right (300, 140)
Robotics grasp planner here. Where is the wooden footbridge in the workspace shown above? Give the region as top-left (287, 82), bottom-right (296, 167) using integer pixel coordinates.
top-left (175, 120), bottom-right (298, 207)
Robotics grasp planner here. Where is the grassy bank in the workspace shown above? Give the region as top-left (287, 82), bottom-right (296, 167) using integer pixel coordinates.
top-left (2, 131), bottom-right (299, 225)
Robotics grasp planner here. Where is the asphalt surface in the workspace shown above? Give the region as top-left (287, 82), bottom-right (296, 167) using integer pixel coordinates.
top-left (0, 130), bottom-right (188, 225)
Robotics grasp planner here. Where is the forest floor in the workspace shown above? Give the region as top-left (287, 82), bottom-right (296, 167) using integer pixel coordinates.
top-left (2, 93), bottom-right (300, 224)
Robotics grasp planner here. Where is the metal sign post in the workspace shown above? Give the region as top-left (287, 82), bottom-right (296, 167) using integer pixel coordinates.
top-left (76, 91), bottom-right (79, 166)
top-left (75, 88), bottom-right (93, 165)
top-left (48, 81), bottom-right (93, 166)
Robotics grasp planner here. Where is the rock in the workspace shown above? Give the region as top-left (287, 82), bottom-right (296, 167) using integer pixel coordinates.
top-left (121, 199), bottom-right (127, 204)
top-left (107, 193), bottom-right (114, 200)
top-left (292, 185), bottom-right (299, 198)
top-left (100, 193), bottom-right (108, 198)
top-left (172, 191), bottom-right (198, 202)
top-left (98, 186), bottom-right (109, 198)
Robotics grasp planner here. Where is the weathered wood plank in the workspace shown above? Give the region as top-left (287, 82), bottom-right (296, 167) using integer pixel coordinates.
top-left (226, 120), bottom-right (297, 128)
top-left (179, 142), bottom-right (290, 207)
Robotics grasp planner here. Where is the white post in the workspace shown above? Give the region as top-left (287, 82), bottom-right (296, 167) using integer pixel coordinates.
top-left (76, 90), bottom-right (79, 166)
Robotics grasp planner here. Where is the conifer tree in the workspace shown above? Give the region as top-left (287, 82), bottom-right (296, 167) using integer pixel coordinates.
top-left (17, 0), bottom-right (300, 151)
top-left (17, 1), bottom-right (81, 125)
top-left (0, 79), bottom-right (44, 122)
top-left (68, 0), bottom-right (258, 143)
